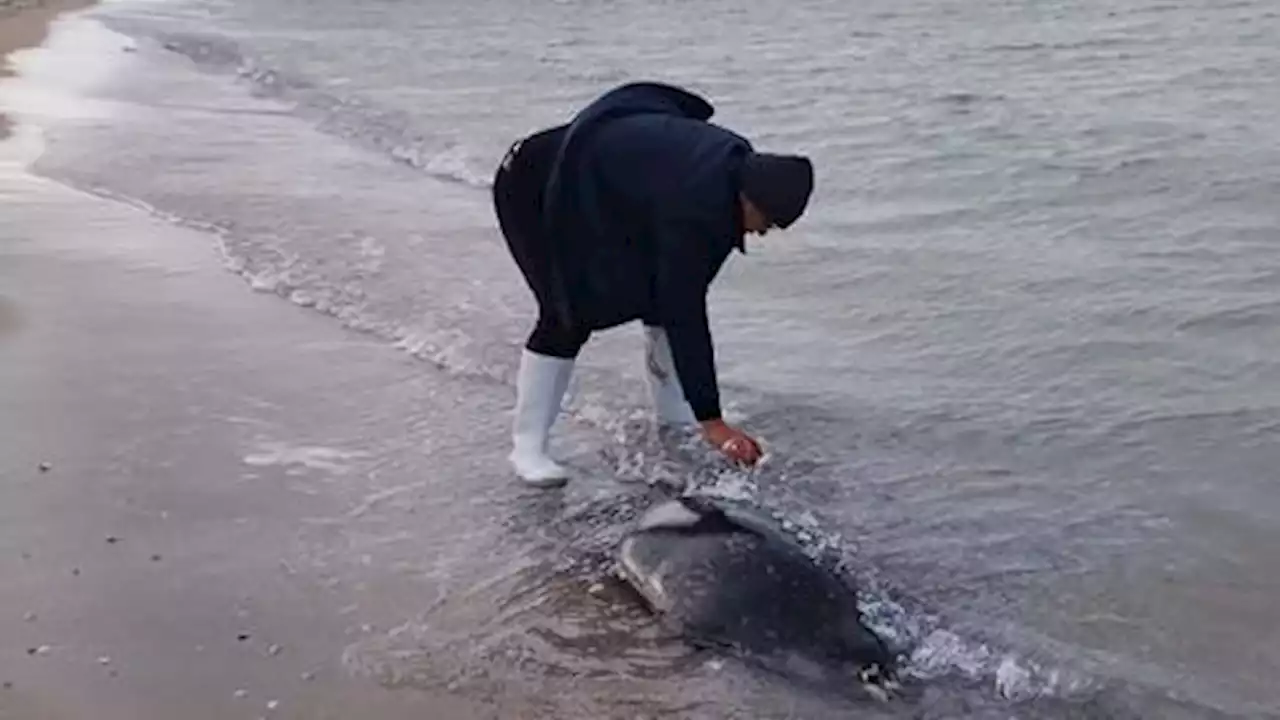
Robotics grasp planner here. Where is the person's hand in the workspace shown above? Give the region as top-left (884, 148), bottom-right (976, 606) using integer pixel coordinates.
top-left (700, 419), bottom-right (763, 467)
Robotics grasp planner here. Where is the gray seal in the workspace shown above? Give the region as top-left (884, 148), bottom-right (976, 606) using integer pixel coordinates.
top-left (615, 494), bottom-right (901, 701)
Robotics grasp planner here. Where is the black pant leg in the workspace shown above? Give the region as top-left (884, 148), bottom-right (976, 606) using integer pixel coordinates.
top-left (492, 130), bottom-right (590, 359)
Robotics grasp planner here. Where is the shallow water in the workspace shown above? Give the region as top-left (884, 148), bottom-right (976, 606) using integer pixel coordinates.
top-left (12, 0), bottom-right (1280, 716)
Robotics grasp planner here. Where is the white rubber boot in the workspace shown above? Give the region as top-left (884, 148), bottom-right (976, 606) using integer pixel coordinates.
top-left (643, 325), bottom-right (698, 427)
top-left (509, 348), bottom-right (574, 487)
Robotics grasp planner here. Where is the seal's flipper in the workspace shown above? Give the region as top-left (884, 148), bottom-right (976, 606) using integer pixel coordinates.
top-left (674, 493), bottom-right (730, 520)
top-left (634, 496), bottom-right (762, 537)
top-left (675, 495), bottom-right (769, 537)
top-left (686, 508), bottom-right (755, 536)
top-left (636, 497), bottom-right (704, 532)
top-left (679, 494), bottom-right (796, 541)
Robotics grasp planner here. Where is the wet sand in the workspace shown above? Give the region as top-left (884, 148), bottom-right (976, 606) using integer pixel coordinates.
top-left (0, 0), bottom-right (93, 139)
top-left (0, 107), bottom-right (507, 720)
top-left (0, 10), bottom-right (666, 718)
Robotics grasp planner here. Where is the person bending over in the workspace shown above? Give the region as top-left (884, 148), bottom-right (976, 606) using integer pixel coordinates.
top-left (492, 81), bottom-right (814, 487)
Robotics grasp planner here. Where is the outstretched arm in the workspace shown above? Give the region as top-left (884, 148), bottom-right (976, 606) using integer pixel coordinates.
top-left (651, 220), bottom-right (762, 465)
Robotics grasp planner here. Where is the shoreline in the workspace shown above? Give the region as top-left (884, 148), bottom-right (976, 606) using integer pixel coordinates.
top-left (0, 8), bottom-right (510, 720)
top-left (8, 1), bottom-right (1280, 717)
top-left (0, 164), bottom-right (502, 720)
top-left (0, 0), bottom-right (95, 139)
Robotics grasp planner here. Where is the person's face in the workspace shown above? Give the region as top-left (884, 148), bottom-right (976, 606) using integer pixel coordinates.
top-left (740, 195), bottom-right (774, 236)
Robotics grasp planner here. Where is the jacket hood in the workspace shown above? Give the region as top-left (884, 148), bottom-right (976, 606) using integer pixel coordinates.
top-left (537, 82), bottom-right (732, 332)
top-left (567, 81), bottom-right (715, 127)
top-left (542, 81), bottom-right (718, 247)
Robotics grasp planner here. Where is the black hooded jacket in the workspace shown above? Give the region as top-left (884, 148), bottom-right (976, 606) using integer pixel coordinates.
top-left (540, 82), bottom-right (752, 423)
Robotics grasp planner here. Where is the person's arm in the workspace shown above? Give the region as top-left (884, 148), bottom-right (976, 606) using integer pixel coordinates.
top-left (650, 220), bottom-right (762, 465)
top-left (650, 220), bottom-right (724, 423)
top-left (663, 302), bottom-right (761, 464)
top-left (666, 296), bottom-right (722, 423)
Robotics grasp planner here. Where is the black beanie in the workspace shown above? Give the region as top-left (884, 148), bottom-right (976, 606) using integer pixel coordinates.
top-left (740, 152), bottom-right (814, 229)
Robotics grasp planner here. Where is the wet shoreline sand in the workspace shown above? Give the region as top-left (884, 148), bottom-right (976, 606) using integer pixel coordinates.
top-left (0, 13), bottom-right (513, 717)
top-left (0, 157), bottom-right (514, 719)
top-left (0, 0), bottom-right (94, 139)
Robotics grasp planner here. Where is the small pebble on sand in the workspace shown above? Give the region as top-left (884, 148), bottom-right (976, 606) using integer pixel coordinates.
top-left (267, 700), bottom-right (279, 711)
top-left (588, 582), bottom-right (605, 595)
top-left (267, 643), bottom-right (282, 656)
top-left (300, 671), bottom-right (315, 681)
top-left (106, 536), bottom-right (119, 544)
top-left (98, 656), bottom-right (111, 666)
top-left (38, 462), bottom-right (51, 472)
top-left (237, 633), bottom-right (251, 642)
top-left (23, 612), bottom-right (36, 622)
top-left (234, 689), bottom-right (248, 699)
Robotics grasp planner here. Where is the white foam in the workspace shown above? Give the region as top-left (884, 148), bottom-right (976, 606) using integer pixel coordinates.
top-left (420, 143), bottom-right (492, 189)
top-left (994, 654), bottom-right (1035, 700)
top-left (0, 11), bottom-right (136, 143)
top-left (896, 626), bottom-right (1096, 702)
top-left (242, 440), bottom-right (368, 475)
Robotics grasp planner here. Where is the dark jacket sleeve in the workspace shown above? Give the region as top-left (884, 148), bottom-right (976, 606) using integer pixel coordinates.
top-left (651, 219), bottom-right (732, 423)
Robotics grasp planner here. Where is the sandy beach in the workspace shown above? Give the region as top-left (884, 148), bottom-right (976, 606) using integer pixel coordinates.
top-left (0, 140), bottom-right (505, 720)
top-left (0, 153), bottom-right (532, 720)
top-left (0, 9), bottom-right (520, 718)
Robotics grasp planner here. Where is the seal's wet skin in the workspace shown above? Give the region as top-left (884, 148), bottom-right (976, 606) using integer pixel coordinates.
top-left (616, 495), bottom-right (902, 703)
